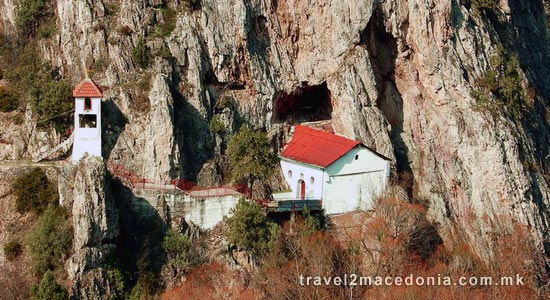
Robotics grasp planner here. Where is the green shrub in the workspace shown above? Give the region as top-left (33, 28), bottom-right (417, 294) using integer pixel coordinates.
top-left (226, 198), bottom-right (280, 254)
top-left (461, 0), bottom-right (499, 12)
top-left (129, 282), bottom-right (146, 300)
top-left (162, 229), bottom-right (204, 272)
top-left (37, 16), bottom-right (56, 39)
top-left (36, 81), bottom-right (73, 126)
top-left (26, 207), bottom-right (72, 275)
top-left (209, 115), bottom-right (225, 135)
top-left (31, 270), bottom-right (68, 300)
top-left (132, 39), bottom-right (151, 68)
top-left (472, 45), bottom-right (529, 118)
top-left (128, 272), bottom-right (159, 300)
top-left (158, 45), bottom-right (172, 59)
top-left (227, 126), bottom-right (278, 197)
top-left (13, 168), bottom-right (58, 215)
top-left (3, 44), bottom-right (72, 128)
top-left (107, 267), bottom-right (127, 300)
top-left (152, 8), bottom-right (177, 38)
top-left (218, 95), bottom-right (233, 109)
top-left (15, 0), bottom-right (48, 35)
top-left (3, 239), bottom-right (23, 261)
top-left (301, 208), bottom-right (324, 236)
top-left (0, 86), bottom-right (19, 112)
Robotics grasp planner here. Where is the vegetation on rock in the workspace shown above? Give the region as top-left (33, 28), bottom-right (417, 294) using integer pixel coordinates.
top-left (472, 46), bottom-right (529, 118)
top-left (31, 270), bottom-right (69, 300)
top-left (227, 126), bottom-right (278, 197)
top-left (158, 45), bottom-right (172, 60)
top-left (0, 86), bottom-right (19, 112)
top-left (13, 168), bottom-right (58, 215)
top-left (258, 220), bottom-right (361, 299)
top-left (3, 239), bottom-right (23, 261)
top-left (254, 195), bottom-right (543, 300)
top-left (2, 44), bottom-right (72, 129)
top-left (226, 198), bottom-right (280, 254)
top-left (162, 229), bottom-right (205, 272)
top-left (104, 1), bottom-right (121, 16)
top-left (128, 272), bottom-right (160, 300)
top-left (26, 206), bottom-right (72, 275)
top-left (106, 267), bottom-right (127, 300)
top-left (132, 39), bottom-right (152, 68)
top-left (152, 8), bottom-right (177, 38)
top-left (36, 16), bottom-right (57, 39)
top-left (461, 0), bottom-right (499, 12)
top-left (15, 0), bottom-right (48, 35)
top-left (208, 115), bottom-right (225, 135)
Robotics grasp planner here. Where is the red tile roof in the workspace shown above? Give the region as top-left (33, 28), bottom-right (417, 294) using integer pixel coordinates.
top-left (280, 125), bottom-right (360, 168)
top-left (72, 78), bottom-right (103, 98)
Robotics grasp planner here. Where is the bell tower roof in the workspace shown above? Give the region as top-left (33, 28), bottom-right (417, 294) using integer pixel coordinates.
top-left (72, 78), bottom-right (103, 98)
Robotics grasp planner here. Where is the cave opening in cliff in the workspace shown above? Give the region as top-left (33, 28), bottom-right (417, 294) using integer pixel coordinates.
top-left (273, 82), bottom-right (333, 123)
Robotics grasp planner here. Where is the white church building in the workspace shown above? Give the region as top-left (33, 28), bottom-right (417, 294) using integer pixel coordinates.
top-left (72, 78), bottom-right (103, 162)
top-left (276, 125), bottom-right (391, 215)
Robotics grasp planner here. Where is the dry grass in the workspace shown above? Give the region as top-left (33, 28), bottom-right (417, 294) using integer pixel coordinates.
top-left (161, 261), bottom-right (262, 300)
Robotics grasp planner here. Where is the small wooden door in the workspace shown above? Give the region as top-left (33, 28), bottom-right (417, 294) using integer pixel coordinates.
top-left (299, 180), bottom-right (305, 200)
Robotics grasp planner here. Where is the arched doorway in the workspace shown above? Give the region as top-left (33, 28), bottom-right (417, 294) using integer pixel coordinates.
top-left (297, 179), bottom-right (305, 200)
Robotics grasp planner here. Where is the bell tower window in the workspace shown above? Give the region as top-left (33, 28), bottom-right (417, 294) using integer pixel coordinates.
top-left (84, 97), bottom-right (92, 111)
top-left (79, 115), bottom-right (97, 128)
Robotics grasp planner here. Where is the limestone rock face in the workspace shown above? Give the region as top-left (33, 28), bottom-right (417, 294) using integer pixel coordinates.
top-left (142, 74), bottom-right (180, 183)
top-left (72, 156), bottom-right (118, 250)
top-left (70, 267), bottom-right (120, 300)
top-left (376, 0), bottom-right (550, 255)
top-left (67, 155), bottom-right (119, 299)
top-left (0, 105), bottom-right (66, 161)
top-left (0, 0), bottom-right (16, 33)
top-left (197, 161), bottom-right (222, 187)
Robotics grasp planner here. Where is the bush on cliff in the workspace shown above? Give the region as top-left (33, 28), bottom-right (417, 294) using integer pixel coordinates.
top-left (208, 115), bottom-right (225, 135)
top-left (226, 198), bottom-right (280, 255)
top-left (3, 239), bottom-right (23, 261)
top-left (0, 86), bottom-right (19, 112)
top-left (15, 0), bottom-right (48, 35)
top-left (162, 229), bottom-right (205, 272)
top-left (151, 8), bottom-right (177, 38)
top-left (3, 44), bottom-right (72, 128)
top-left (226, 126), bottom-right (278, 198)
top-left (13, 168), bottom-right (58, 215)
top-left (473, 45), bottom-right (529, 118)
top-left (461, 0), bottom-right (499, 12)
top-left (31, 270), bottom-right (69, 300)
top-left (26, 206), bottom-right (72, 275)
top-left (132, 39), bottom-right (151, 68)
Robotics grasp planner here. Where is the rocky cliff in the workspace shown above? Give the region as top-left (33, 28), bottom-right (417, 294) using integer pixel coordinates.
top-left (66, 156), bottom-right (119, 300)
top-left (1, 0), bottom-right (549, 269)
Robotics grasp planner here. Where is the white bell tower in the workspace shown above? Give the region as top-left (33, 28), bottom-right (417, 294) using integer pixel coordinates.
top-left (72, 78), bottom-right (103, 162)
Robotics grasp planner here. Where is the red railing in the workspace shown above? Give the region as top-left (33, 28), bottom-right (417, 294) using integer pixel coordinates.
top-left (107, 163), bottom-right (151, 188)
top-left (256, 198), bottom-right (270, 207)
top-left (107, 162), bottom-right (247, 196)
top-left (171, 178), bottom-right (197, 191)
